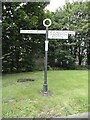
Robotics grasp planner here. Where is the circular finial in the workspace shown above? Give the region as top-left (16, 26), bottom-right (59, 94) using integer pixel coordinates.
top-left (43, 18), bottom-right (51, 27)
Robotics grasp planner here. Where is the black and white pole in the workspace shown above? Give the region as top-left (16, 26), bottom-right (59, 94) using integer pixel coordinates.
top-left (43, 18), bottom-right (51, 94)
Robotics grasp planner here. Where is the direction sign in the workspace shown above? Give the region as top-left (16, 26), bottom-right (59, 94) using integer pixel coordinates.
top-left (20, 30), bottom-right (46, 34)
top-left (48, 30), bottom-right (68, 39)
top-left (63, 30), bottom-right (75, 35)
top-left (20, 30), bottom-right (75, 36)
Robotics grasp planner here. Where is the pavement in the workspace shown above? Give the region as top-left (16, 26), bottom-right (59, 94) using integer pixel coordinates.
top-left (0, 113), bottom-right (89, 119)
top-left (57, 112), bottom-right (89, 118)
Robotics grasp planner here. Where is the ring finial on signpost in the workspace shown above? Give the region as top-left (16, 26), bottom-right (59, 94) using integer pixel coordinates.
top-left (43, 18), bottom-right (51, 27)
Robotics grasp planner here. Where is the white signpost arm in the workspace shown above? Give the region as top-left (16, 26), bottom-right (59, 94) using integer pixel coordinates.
top-left (20, 30), bottom-right (46, 34)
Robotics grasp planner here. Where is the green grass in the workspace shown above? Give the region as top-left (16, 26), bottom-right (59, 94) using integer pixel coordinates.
top-left (2, 70), bottom-right (88, 118)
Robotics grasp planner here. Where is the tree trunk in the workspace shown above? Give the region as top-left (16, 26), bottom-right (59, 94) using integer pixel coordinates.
top-left (87, 39), bottom-right (90, 68)
top-left (78, 44), bottom-right (82, 65)
top-left (79, 56), bottom-right (82, 65)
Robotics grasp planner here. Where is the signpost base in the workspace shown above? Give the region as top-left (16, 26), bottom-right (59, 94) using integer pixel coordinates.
top-left (40, 89), bottom-right (52, 96)
top-left (43, 84), bottom-right (48, 94)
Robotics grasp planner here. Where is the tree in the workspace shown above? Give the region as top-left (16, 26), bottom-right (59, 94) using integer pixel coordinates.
top-left (47, 1), bottom-right (89, 68)
top-left (2, 2), bottom-right (49, 73)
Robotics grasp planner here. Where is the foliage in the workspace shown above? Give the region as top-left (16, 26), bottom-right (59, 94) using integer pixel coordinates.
top-left (2, 1), bottom-right (89, 72)
top-left (2, 2), bottom-right (48, 73)
top-left (48, 1), bottom-right (89, 68)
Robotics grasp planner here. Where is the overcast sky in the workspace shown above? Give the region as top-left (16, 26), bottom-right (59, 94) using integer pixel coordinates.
top-left (45, 0), bottom-right (87, 12)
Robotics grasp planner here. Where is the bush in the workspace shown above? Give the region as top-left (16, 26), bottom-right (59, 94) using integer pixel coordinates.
top-left (74, 65), bottom-right (88, 70)
top-left (47, 65), bottom-right (88, 70)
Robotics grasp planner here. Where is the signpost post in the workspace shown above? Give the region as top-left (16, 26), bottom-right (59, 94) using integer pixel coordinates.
top-left (20, 18), bottom-right (75, 95)
top-left (43, 18), bottom-right (51, 94)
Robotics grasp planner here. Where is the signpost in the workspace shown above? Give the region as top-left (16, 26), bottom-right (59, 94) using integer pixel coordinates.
top-left (20, 30), bottom-right (75, 36)
top-left (43, 18), bottom-right (51, 94)
top-left (48, 31), bottom-right (68, 39)
top-left (20, 30), bottom-right (46, 34)
top-left (20, 18), bottom-right (75, 95)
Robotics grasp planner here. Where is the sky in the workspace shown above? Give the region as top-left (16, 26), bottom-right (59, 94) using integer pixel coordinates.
top-left (45, 0), bottom-right (66, 12)
top-left (45, 0), bottom-right (86, 12)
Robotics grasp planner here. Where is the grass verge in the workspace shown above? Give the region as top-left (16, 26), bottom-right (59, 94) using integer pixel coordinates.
top-left (2, 70), bottom-right (88, 118)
